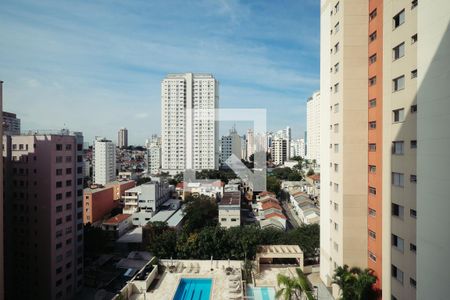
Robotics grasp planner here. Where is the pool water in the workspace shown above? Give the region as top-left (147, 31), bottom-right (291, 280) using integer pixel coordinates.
top-left (173, 278), bottom-right (212, 300)
top-left (246, 286), bottom-right (276, 300)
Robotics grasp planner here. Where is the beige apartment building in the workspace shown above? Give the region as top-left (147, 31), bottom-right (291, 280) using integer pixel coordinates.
top-left (320, 0), bottom-right (425, 299)
top-left (320, 0), bottom-right (450, 298)
top-left (319, 1), bottom-right (369, 296)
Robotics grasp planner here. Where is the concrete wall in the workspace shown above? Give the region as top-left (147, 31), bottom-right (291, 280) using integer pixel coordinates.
top-left (417, 1), bottom-right (450, 299)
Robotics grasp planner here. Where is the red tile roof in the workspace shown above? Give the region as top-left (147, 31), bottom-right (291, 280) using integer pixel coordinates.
top-left (308, 174), bottom-right (320, 181)
top-left (259, 191), bottom-right (276, 197)
top-left (265, 212), bottom-right (287, 220)
top-left (103, 214), bottom-right (131, 225)
top-left (261, 201), bottom-right (282, 211)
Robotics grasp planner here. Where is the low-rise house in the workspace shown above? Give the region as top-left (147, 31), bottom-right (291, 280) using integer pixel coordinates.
top-left (176, 180), bottom-right (224, 200)
top-left (83, 180), bottom-right (136, 224)
top-left (289, 191), bottom-right (320, 225)
top-left (123, 180), bottom-right (172, 225)
top-left (102, 214), bottom-right (133, 240)
top-left (218, 191), bottom-right (241, 228)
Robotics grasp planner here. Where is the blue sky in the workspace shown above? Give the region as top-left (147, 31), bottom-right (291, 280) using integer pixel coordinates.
top-left (0, 0), bottom-right (320, 144)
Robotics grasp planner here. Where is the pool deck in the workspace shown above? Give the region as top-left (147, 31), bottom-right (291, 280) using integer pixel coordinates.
top-left (140, 259), bottom-right (244, 300)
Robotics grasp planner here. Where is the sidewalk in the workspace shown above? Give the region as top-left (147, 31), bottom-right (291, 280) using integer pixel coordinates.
top-left (307, 272), bottom-right (335, 300)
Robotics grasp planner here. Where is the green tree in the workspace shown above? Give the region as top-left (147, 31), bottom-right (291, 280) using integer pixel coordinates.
top-left (267, 176), bottom-right (281, 195)
top-left (183, 195), bottom-right (218, 232)
top-left (148, 230), bottom-right (177, 258)
top-left (306, 168), bottom-right (315, 176)
top-left (136, 176), bottom-right (151, 185)
top-left (332, 265), bottom-right (378, 300)
top-left (275, 273), bottom-right (303, 300)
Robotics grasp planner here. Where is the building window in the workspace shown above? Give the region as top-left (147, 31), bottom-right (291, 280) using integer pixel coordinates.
top-left (392, 172), bottom-right (405, 187)
top-left (65, 144), bottom-right (72, 151)
top-left (334, 42), bottom-right (340, 53)
top-left (334, 2), bottom-right (340, 13)
top-left (411, 69), bottom-right (418, 79)
top-left (411, 33), bottom-right (418, 44)
top-left (393, 42), bottom-right (405, 60)
top-left (392, 141), bottom-right (404, 154)
top-left (369, 53), bottom-right (377, 64)
top-left (393, 75), bottom-right (405, 92)
top-left (411, 104), bottom-right (417, 113)
top-left (369, 251), bottom-right (377, 262)
top-left (56, 144), bottom-right (63, 151)
top-left (334, 183), bottom-right (339, 192)
top-left (369, 31), bottom-right (377, 42)
top-left (334, 222), bottom-right (339, 230)
top-left (410, 277), bottom-right (417, 288)
top-left (334, 83), bottom-right (339, 93)
top-left (392, 234), bottom-right (405, 252)
top-left (56, 193), bottom-right (63, 200)
top-left (369, 208), bottom-right (376, 217)
top-left (369, 76), bottom-right (377, 86)
top-left (369, 186), bottom-right (377, 195)
top-left (411, 0), bottom-right (418, 9)
top-left (392, 203), bottom-right (404, 218)
top-left (334, 123), bottom-right (339, 133)
top-left (56, 169), bottom-right (63, 176)
top-left (369, 9), bottom-right (377, 21)
top-left (369, 143), bottom-right (377, 152)
top-left (369, 121), bottom-right (376, 129)
top-left (393, 108), bottom-right (405, 123)
top-left (334, 22), bottom-right (340, 33)
top-left (334, 144), bottom-right (339, 153)
top-left (334, 63), bottom-right (339, 73)
top-left (410, 209), bottom-right (417, 218)
top-left (410, 243), bottom-right (417, 253)
top-left (369, 165), bottom-right (376, 173)
top-left (410, 140), bottom-right (417, 148)
top-left (393, 10), bottom-right (405, 29)
top-left (334, 163), bottom-right (339, 172)
top-left (392, 265), bottom-right (404, 284)
top-left (410, 174), bottom-right (417, 183)
top-left (369, 99), bottom-right (377, 108)
top-left (369, 230), bottom-right (376, 239)
top-left (334, 103), bottom-right (339, 113)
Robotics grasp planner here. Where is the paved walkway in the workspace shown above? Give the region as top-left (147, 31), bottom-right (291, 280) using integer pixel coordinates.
top-left (281, 201), bottom-right (303, 228)
top-left (307, 272), bottom-right (335, 300)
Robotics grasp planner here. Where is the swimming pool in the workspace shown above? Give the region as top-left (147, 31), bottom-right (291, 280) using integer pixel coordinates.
top-left (246, 286), bottom-right (276, 300)
top-left (173, 278), bottom-right (212, 300)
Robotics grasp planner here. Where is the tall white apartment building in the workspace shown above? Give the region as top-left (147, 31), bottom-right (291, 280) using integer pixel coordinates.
top-left (161, 73), bottom-right (219, 174)
top-left (290, 138), bottom-right (305, 158)
top-left (271, 138), bottom-right (287, 166)
top-left (220, 127), bottom-right (242, 167)
top-left (146, 134), bottom-right (161, 175)
top-left (417, 1), bottom-right (450, 298)
top-left (93, 138), bottom-right (116, 185)
top-left (118, 127), bottom-right (128, 148)
top-left (246, 129), bottom-right (254, 161)
top-left (306, 91), bottom-right (320, 163)
top-left (319, 1), bottom-right (368, 296)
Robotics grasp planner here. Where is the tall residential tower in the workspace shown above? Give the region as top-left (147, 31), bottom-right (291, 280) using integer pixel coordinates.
top-left (161, 73), bottom-right (219, 174)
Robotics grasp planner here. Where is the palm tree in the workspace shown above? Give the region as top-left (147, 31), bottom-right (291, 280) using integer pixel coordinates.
top-left (275, 273), bottom-right (302, 300)
top-left (276, 268), bottom-right (317, 300)
top-left (332, 265), bottom-right (378, 300)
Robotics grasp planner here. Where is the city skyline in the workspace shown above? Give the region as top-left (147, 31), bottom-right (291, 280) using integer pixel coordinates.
top-left (0, 0), bottom-right (320, 144)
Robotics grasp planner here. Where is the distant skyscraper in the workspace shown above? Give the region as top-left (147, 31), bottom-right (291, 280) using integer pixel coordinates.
top-left (3, 129), bottom-right (84, 300)
top-left (118, 127), bottom-right (128, 148)
top-left (161, 73), bottom-right (219, 174)
top-left (306, 91), bottom-right (320, 163)
top-left (290, 138), bottom-right (305, 158)
top-left (220, 127), bottom-right (242, 167)
top-left (146, 135), bottom-right (161, 175)
top-left (93, 138), bottom-right (116, 185)
top-left (246, 129), bottom-right (254, 161)
top-left (271, 138), bottom-right (287, 166)
top-left (2, 111), bottom-right (20, 135)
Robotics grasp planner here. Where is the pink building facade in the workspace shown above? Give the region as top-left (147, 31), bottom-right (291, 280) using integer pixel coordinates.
top-left (3, 130), bottom-right (84, 299)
